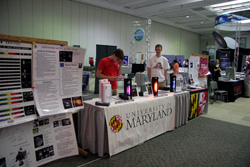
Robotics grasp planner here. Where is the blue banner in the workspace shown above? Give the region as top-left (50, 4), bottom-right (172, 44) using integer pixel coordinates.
top-left (215, 14), bottom-right (249, 26)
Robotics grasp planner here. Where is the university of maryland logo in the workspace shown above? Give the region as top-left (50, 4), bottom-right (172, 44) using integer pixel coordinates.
top-left (153, 62), bottom-right (163, 69)
top-left (109, 115), bottom-right (123, 133)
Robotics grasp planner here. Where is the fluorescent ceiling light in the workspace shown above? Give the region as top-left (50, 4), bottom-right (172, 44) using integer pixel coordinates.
top-left (206, 0), bottom-right (250, 15)
top-left (210, 0), bottom-right (250, 8)
top-left (240, 19), bottom-right (250, 23)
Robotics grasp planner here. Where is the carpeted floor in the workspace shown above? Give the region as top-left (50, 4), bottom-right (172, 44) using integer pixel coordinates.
top-left (41, 116), bottom-right (250, 167)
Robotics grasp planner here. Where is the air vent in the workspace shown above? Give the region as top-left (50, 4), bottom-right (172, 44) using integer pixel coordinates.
top-left (207, 14), bottom-right (217, 19)
top-left (193, 7), bottom-right (205, 11)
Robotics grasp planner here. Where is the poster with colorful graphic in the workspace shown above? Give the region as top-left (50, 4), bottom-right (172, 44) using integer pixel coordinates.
top-left (189, 89), bottom-right (208, 120)
top-left (0, 113), bottom-right (78, 167)
top-left (32, 44), bottom-right (86, 117)
top-left (0, 41), bottom-right (37, 128)
top-left (199, 57), bottom-right (209, 76)
top-left (198, 91), bottom-right (208, 115)
top-left (189, 92), bottom-right (200, 120)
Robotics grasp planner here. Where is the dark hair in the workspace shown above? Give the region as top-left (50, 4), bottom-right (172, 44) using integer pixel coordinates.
top-left (155, 44), bottom-right (162, 50)
top-left (174, 60), bottom-right (178, 63)
top-left (114, 49), bottom-right (124, 60)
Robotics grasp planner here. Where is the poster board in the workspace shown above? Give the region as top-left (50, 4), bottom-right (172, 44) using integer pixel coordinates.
top-left (188, 54), bottom-right (208, 87)
top-left (192, 54), bottom-right (209, 78)
top-left (0, 40), bottom-right (37, 128)
top-left (0, 34), bottom-right (69, 128)
top-left (0, 34), bottom-right (83, 165)
top-left (0, 113), bottom-right (78, 167)
top-left (32, 43), bottom-right (86, 117)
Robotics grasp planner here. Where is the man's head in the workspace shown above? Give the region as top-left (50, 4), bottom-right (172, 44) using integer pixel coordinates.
top-left (113, 49), bottom-right (124, 62)
top-left (155, 44), bottom-right (162, 56)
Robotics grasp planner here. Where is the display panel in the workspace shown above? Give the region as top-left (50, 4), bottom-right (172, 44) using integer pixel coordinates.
top-left (131, 64), bottom-right (145, 74)
top-left (123, 55), bottom-right (129, 65)
top-left (225, 67), bottom-right (236, 80)
top-left (216, 50), bottom-right (232, 70)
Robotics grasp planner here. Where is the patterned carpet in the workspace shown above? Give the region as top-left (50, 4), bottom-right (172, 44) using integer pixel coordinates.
top-left (41, 116), bottom-right (250, 167)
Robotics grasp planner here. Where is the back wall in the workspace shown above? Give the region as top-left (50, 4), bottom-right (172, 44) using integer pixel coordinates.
top-left (0, 0), bottom-right (201, 66)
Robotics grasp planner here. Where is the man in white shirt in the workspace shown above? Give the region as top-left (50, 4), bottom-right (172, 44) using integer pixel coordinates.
top-left (147, 44), bottom-right (170, 87)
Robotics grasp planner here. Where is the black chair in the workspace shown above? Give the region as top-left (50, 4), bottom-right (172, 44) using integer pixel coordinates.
top-left (83, 66), bottom-right (87, 74)
top-left (210, 81), bottom-right (228, 102)
top-left (85, 66), bottom-right (90, 75)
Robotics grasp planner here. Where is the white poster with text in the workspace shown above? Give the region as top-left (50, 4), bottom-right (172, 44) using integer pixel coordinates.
top-left (32, 44), bottom-right (86, 117)
top-left (0, 113), bottom-right (78, 167)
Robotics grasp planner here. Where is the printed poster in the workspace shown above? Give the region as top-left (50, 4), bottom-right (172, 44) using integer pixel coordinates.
top-left (199, 57), bottom-right (209, 76)
top-left (189, 92), bottom-right (199, 120)
top-left (189, 89), bottom-right (208, 120)
top-left (32, 44), bottom-right (86, 117)
top-left (188, 56), bottom-right (200, 84)
top-left (198, 91), bottom-right (208, 115)
top-left (0, 113), bottom-right (78, 167)
top-left (0, 41), bottom-right (37, 128)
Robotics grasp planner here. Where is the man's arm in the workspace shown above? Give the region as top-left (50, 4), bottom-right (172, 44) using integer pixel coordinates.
top-left (147, 67), bottom-right (151, 82)
top-left (117, 60), bottom-right (124, 76)
top-left (96, 69), bottom-right (116, 81)
top-left (164, 69), bottom-right (168, 81)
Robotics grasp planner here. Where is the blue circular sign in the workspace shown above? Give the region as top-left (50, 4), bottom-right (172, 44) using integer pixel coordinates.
top-left (134, 28), bottom-right (144, 42)
top-left (209, 49), bottom-right (215, 55)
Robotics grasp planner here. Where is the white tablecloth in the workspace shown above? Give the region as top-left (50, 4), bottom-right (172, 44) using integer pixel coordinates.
top-left (79, 91), bottom-right (190, 157)
top-left (174, 91), bottom-right (190, 128)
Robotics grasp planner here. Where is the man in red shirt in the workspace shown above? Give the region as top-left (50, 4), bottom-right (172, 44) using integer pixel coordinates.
top-left (96, 49), bottom-right (124, 95)
top-left (89, 58), bottom-right (94, 66)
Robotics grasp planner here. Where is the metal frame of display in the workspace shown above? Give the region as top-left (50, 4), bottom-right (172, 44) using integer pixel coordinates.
top-left (130, 19), bottom-right (151, 64)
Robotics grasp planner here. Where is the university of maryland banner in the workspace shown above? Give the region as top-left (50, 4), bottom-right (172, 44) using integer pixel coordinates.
top-left (189, 89), bottom-right (208, 120)
top-left (105, 96), bottom-right (175, 156)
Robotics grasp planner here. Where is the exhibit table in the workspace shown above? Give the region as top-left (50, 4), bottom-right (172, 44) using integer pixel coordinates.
top-left (217, 80), bottom-right (244, 102)
top-left (79, 91), bottom-right (190, 157)
top-left (187, 88), bottom-right (208, 120)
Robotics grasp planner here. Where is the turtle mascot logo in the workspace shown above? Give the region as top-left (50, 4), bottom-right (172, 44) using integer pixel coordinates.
top-left (109, 115), bottom-right (123, 133)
